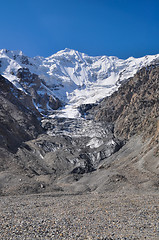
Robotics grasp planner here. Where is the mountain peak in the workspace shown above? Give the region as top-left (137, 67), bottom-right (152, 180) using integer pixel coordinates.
top-left (0, 49), bottom-right (23, 57)
top-left (53, 48), bottom-right (81, 56)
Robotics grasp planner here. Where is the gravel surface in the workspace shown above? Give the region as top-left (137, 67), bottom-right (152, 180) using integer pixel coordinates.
top-left (0, 191), bottom-right (158, 239)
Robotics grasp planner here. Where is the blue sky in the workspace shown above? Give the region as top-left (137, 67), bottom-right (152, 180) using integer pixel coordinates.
top-left (1, 0), bottom-right (159, 58)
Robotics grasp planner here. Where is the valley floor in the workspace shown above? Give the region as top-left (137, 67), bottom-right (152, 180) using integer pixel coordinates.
top-left (0, 191), bottom-right (158, 240)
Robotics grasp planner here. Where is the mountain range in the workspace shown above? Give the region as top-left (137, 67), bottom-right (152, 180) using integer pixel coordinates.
top-left (0, 49), bottom-right (158, 196)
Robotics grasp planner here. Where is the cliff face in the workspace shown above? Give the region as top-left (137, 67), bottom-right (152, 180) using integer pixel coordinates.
top-left (93, 65), bottom-right (159, 143)
top-left (0, 75), bottom-right (43, 153)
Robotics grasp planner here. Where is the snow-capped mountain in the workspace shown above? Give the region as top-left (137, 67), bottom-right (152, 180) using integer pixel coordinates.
top-left (0, 48), bottom-right (159, 118)
top-left (0, 48), bottom-right (158, 197)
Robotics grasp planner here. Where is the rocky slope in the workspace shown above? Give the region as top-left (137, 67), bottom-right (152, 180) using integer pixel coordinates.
top-left (0, 49), bottom-right (158, 196)
top-left (93, 64), bottom-right (159, 141)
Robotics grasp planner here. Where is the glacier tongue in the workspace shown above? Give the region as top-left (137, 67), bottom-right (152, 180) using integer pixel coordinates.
top-left (0, 48), bottom-right (159, 118)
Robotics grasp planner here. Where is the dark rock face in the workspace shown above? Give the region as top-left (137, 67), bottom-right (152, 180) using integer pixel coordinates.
top-left (78, 103), bottom-right (98, 118)
top-left (16, 68), bottom-right (62, 114)
top-left (0, 75), bottom-right (43, 153)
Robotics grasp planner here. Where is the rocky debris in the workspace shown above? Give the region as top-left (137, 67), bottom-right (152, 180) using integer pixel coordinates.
top-left (52, 135), bottom-right (158, 200)
top-left (0, 110), bottom-right (125, 196)
top-left (42, 117), bottom-right (112, 138)
top-left (41, 117), bottom-right (124, 169)
top-left (0, 192), bottom-right (158, 239)
top-left (15, 131), bottom-right (123, 176)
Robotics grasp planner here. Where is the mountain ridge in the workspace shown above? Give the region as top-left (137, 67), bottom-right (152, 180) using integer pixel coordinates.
top-left (1, 48), bottom-right (159, 118)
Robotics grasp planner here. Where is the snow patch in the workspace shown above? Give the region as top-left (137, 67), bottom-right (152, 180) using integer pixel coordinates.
top-left (87, 138), bottom-right (104, 149)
